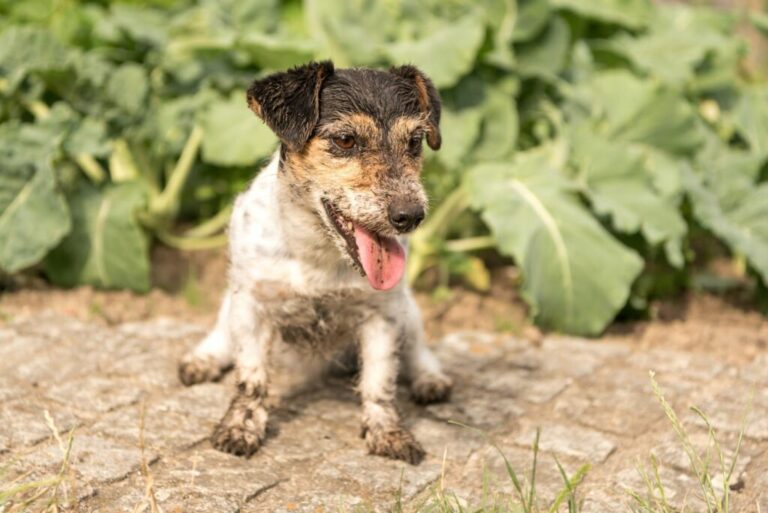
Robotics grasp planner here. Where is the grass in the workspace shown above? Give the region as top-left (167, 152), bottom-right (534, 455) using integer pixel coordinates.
top-left (0, 411), bottom-right (76, 513)
top-left (0, 404), bottom-right (161, 513)
top-left (627, 372), bottom-right (752, 513)
top-left (387, 427), bottom-right (590, 513)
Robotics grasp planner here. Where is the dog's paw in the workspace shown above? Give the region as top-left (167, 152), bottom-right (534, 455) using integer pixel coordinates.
top-left (210, 396), bottom-right (267, 457)
top-left (178, 354), bottom-right (225, 386)
top-left (364, 427), bottom-right (426, 465)
top-left (410, 373), bottom-right (453, 405)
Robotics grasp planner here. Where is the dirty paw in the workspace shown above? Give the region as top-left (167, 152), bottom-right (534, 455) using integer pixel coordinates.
top-left (178, 354), bottom-right (225, 386)
top-left (365, 427), bottom-right (425, 465)
top-left (411, 373), bottom-right (453, 405)
top-left (210, 396), bottom-right (267, 457)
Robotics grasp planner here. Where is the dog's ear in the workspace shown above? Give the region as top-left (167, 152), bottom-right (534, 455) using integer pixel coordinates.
top-left (247, 61), bottom-right (335, 152)
top-left (390, 65), bottom-right (442, 150)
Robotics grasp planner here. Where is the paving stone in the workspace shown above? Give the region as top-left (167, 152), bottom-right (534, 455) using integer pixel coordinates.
top-left (99, 448), bottom-right (280, 513)
top-left (46, 376), bottom-right (145, 414)
top-left (258, 412), bottom-right (350, 465)
top-left (629, 349), bottom-right (725, 382)
top-left (426, 385), bottom-right (524, 428)
top-left (513, 423), bottom-right (617, 463)
top-left (475, 368), bottom-right (572, 404)
top-left (20, 434), bottom-right (156, 485)
top-left (153, 382), bottom-right (232, 421)
top-left (325, 447), bottom-right (442, 501)
top-left (90, 403), bottom-right (214, 453)
top-left (244, 486), bottom-right (368, 513)
top-left (434, 331), bottom-right (528, 374)
top-left (0, 399), bottom-right (80, 449)
top-left (117, 318), bottom-right (206, 341)
top-left (554, 384), bottom-right (664, 437)
top-left (410, 417), bottom-right (483, 461)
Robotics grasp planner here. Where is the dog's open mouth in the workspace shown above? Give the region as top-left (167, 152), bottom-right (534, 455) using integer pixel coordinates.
top-left (322, 199), bottom-right (406, 291)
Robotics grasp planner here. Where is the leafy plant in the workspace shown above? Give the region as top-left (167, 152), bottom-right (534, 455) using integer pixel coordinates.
top-left (1, 0), bottom-right (767, 335)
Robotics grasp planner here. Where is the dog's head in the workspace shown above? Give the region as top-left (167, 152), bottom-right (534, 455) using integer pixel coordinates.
top-left (247, 61), bottom-right (441, 291)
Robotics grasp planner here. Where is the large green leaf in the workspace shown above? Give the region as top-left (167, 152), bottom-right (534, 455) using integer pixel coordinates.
top-left (516, 16), bottom-right (570, 80)
top-left (0, 121), bottom-right (71, 273)
top-left (45, 183), bottom-right (150, 292)
top-left (586, 71), bottom-right (704, 155)
top-left (0, 160), bottom-right (71, 273)
top-left (384, 12), bottom-right (486, 89)
top-left (550, 0), bottom-right (652, 29)
top-left (466, 144), bottom-right (643, 335)
top-left (733, 86), bottom-right (768, 156)
top-left (0, 26), bottom-right (70, 89)
top-left (570, 127), bottom-right (687, 266)
top-left (201, 95), bottom-right (277, 167)
top-left (685, 166), bottom-right (768, 285)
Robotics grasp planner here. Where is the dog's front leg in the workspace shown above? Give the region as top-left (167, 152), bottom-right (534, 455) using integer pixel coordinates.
top-left (211, 289), bottom-right (274, 457)
top-left (358, 315), bottom-right (425, 464)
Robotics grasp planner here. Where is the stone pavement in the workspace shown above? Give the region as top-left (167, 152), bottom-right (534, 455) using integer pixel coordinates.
top-left (1, 313), bottom-right (766, 512)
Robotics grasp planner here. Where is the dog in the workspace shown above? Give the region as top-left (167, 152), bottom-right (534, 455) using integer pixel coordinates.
top-left (178, 61), bottom-right (452, 464)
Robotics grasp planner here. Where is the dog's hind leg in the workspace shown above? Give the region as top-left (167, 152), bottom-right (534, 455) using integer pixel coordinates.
top-left (178, 291), bottom-right (236, 386)
top-left (401, 293), bottom-right (453, 405)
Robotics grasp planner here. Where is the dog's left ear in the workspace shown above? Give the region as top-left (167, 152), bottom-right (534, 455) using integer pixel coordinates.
top-left (247, 61), bottom-right (335, 152)
top-left (390, 65), bottom-right (442, 150)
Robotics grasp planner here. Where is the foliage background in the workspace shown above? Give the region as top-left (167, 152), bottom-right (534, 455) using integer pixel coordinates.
top-left (1, 0), bottom-right (767, 335)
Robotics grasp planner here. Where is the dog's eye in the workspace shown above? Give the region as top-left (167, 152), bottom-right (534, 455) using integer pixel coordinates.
top-left (333, 135), bottom-right (356, 150)
top-left (408, 134), bottom-right (423, 154)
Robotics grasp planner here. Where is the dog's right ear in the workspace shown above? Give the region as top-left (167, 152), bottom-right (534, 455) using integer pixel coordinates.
top-left (247, 61), bottom-right (335, 152)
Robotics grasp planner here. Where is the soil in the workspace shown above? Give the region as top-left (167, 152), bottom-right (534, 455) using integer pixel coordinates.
top-left (1, 247), bottom-right (767, 366)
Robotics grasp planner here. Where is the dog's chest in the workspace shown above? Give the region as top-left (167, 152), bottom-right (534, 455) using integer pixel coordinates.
top-left (259, 286), bottom-right (375, 352)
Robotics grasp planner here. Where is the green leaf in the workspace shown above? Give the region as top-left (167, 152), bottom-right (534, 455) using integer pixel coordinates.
top-left (586, 71), bottom-right (704, 155)
top-left (238, 32), bottom-right (315, 70)
top-left (437, 107), bottom-right (484, 170)
top-left (514, 0), bottom-right (552, 42)
top-left (516, 16), bottom-right (570, 80)
top-left (0, 26), bottom-right (70, 89)
top-left (470, 81), bottom-right (519, 162)
top-left (45, 183), bottom-right (150, 292)
top-left (550, 0), bottom-right (652, 29)
top-left (0, 160), bottom-right (71, 273)
top-left (106, 64), bottom-right (148, 114)
top-left (733, 86), bottom-right (768, 156)
top-left (685, 166), bottom-right (768, 285)
top-left (384, 12), bottom-right (486, 89)
top-left (467, 144), bottom-right (643, 335)
top-left (570, 127), bottom-right (687, 267)
top-left (201, 95), bottom-right (277, 167)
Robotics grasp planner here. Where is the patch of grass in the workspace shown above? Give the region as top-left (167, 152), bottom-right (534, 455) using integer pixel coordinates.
top-left (397, 427), bottom-right (589, 513)
top-left (627, 372), bottom-right (752, 513)
top-left (0, 411), bottom-right (76, 513)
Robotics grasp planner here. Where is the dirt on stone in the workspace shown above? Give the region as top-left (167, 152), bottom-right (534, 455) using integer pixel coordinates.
top-left (1, 247), bottom-right (766, 366)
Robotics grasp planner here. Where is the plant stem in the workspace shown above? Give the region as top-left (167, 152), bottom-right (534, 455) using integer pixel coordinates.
top-left (444, 236), bottom-right (496, 253)
top-left (149, 125), bottom-right (204, 220)
top-left (74, 154), bottom-right (106, 183)
top-left (184, 205), bottom-right (232, 238)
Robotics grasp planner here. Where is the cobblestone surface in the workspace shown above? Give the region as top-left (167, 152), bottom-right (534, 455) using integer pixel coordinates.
top-left (0, 314), bottom-right (765, 512)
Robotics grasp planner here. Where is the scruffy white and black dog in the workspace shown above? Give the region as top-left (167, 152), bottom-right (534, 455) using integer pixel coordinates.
top-left (178, 61), bottom-right (452, 464)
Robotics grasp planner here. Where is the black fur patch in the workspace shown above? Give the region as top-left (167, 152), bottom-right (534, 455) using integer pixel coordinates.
top-left (247, 60), bottom-right (335, 152)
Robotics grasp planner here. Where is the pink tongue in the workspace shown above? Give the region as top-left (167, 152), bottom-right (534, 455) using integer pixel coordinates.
top-left (353, 224), bottom-right (406, 291)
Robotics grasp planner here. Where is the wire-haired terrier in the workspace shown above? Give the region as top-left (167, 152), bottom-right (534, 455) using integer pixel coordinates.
top-left (179, 61), bottom-right (452, 464)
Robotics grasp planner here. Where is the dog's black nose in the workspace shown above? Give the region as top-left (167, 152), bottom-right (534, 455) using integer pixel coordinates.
top-left (388, 201), bottom-right (425, 232)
